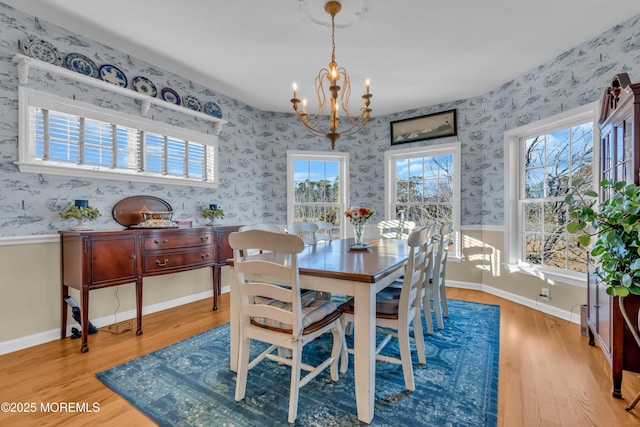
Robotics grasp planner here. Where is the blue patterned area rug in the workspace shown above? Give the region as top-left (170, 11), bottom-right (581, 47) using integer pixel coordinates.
top-left (97, 299), bottom-right (499, 426)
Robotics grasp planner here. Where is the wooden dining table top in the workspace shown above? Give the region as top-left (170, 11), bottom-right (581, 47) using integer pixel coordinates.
top-left (228, 237), bottom-right (410, 284)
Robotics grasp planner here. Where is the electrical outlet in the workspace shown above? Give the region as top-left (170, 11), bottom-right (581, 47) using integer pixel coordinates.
top-left (540, 287), bottom-right (550, 301)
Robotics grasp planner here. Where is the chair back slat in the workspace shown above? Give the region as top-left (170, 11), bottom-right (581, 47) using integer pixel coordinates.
top-left (287, 222), bottom-right (319, 245)
top-left (230, 230), bottom-right (306, 335)
top-left (397, 225), bottom-right (432, 322)
top-left (378, 219), bottom-right (416, 239)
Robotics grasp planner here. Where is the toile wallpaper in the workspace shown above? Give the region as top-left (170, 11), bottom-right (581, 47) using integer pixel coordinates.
top-left (0, 2), bottom-right (639, 238)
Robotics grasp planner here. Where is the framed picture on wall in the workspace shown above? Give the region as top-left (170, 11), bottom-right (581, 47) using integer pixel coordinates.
top-left (390, 109), bottom-right (457, 145)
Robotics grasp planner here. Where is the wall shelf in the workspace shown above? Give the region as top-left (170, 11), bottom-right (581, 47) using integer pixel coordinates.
top-left (13, 54), bottom-right (226, 134)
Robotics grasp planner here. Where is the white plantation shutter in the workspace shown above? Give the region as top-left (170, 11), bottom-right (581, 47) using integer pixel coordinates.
top-left (18, 87), bottom-right (218, 187)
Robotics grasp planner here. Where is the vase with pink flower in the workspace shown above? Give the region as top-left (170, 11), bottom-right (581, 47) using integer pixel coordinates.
top-left (344, 206), bottom-right (375, 249)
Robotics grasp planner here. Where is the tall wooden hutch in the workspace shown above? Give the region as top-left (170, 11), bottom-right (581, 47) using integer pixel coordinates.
top-left (589, 73), bottom-right (640, 397)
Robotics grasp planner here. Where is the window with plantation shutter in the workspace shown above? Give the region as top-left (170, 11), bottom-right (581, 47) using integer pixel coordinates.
top-left (17, 87), bottom-right (219, 187)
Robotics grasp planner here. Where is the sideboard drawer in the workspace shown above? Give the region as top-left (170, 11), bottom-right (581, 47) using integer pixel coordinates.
top-left (143, 249), bottom-right (214, 274)
top-left (143, 229), bottom-right (214, 250)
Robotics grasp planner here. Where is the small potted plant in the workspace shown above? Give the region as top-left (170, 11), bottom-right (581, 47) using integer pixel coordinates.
top-left (202, 204), bottom-right (224, 226)
top-left (59, 201), bottom-right (101, 230)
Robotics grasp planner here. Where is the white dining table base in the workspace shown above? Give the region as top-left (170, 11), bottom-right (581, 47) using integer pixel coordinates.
top-left (229, 268), bottom-right (403, 424)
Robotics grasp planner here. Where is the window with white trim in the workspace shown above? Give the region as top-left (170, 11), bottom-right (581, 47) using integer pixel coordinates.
top-left (384, 142), bottom-right (461, 258)
top-left (17, 87), bottom-right (218, 187)
top-left (287, 151), bottom-right (349, 238)
top-left (504, 102), bottom-right (598, 285)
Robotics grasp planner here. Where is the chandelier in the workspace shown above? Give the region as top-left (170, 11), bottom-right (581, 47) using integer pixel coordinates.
top-left (290, 1), bottom-right (372, 150)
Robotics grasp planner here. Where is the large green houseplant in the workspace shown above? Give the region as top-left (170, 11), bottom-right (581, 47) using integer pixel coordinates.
top-left (566, 179), bottom-right (640, 349)
top-left (566, 179), bottom-right (640, 298)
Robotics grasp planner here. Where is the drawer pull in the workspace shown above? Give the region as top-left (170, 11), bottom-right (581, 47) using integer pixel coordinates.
top-left (154, 239), bottom-right (169, 245)
top-left (201, 253), bottom-right (211, 259)
top-left (155, 258), bottom-right (169, 266)
top-left (200, 235), bottom-right (210, 242)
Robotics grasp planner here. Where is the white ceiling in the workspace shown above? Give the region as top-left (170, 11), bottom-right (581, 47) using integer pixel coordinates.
top-left (5, 0), bottom-right (640, 116)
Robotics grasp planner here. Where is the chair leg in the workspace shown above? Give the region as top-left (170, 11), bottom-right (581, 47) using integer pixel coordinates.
top-left (330, 322), bottom-right (343, 381)
top-left (412, 312), bottom-right (427, 365)
top-left (440, 284), bottom-right (449, 318)
top-left (422, 289), bottom-right (434, 335)
top-left (433, 281), bottom-right (444, 330)
top-left (339, 317), bottom-right (350, 374)
top-left (288, 346), bottom-right (303, 423)
top-left (235, 336), bottom-right (251, 401)
top-left (398, 323), bottom-right (415, 391)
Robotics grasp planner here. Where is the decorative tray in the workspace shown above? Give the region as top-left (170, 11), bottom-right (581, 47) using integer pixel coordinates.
top-left (112, 195), bottom-right (175, 228)
top-left (130, 211), bottom-right (178, 228)
top-left (349, 244), bottom-right (372, 251)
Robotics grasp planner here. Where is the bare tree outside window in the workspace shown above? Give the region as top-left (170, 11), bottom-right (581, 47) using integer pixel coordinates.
top-left (292, 158), bottom-right (343, 236)
top-left (395, 154), bottom-right (454, 227)
top-left (522, 122), bottom-right (592, 272)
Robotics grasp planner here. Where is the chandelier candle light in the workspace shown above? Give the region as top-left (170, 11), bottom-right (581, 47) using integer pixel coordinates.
top-left (290, 1), bottom-right (373, 150)
top-left (345, 206), bottom-right (375, 248)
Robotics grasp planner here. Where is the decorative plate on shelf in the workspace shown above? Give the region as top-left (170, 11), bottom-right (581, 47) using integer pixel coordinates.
top-left (161, 87), bottom-right (181, 105)
top-left (204, 101), bottom-right (223, 118)
top-left (99, 64), bottom-right (127, 87)
top-left (112, 195), bottom-right (174, 228)
top-left (19, 36), bottom-right (64, 66)
top-left (64, 53), bottom-right (98, 78)
top-left (183, 95), bottom-right (203, 112)
top-left (132, 76), bottom-right (157, 97)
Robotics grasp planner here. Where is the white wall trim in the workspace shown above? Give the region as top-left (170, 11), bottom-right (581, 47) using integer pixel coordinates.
top-left (0, 289), bottom-right (213, 355)
top-left (460, 225), bottom-right (504, 232)
top-left (0, 278), bottom-right (582, 355)
top-left (0, 234), bottom-right (59, 246)
top-left (447, 280), bottom-right (583, 325)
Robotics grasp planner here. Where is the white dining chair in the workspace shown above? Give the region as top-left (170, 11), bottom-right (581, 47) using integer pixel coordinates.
top-left (338, 225), bottom-right (430, 391)
top-left (377, 219), bottom-right (416, 239)
top-left (239, 223), bottom-right (283, 232)
top-left (229, 230), bottom-right (344, 423)
top-left (425, 221), bottom-right (453, 332)
top-left (238, 224), bottom-right (284, 256)
top-left (314, 220), bottom-right (334, 242)
top-left (287, 221), bottom-right (319, 245)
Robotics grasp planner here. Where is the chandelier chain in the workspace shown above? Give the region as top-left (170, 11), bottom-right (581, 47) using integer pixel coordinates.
top-left (331, 13), bottom-right (336, 64)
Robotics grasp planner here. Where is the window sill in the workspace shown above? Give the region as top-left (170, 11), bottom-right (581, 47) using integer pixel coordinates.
top-left (503, 262), bottom-right (587, 288)
top-left (15, 161), bottom-right (218, 189)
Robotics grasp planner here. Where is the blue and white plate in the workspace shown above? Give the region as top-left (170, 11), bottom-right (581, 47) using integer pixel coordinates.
top-left (161, 87), bottom-right (181, 105)
top-left (132, 76), bottom-right (157, 97)
top-left (20, 36), bottom-right (64, 66)
top-left (64, 53), bottom-right (98, 78)
top-left (183, 95), bottom-right (203, 112)
top-left (204, 101), bottom-right (223, 119)
top-left (99, 64), bottom-right (127, 87)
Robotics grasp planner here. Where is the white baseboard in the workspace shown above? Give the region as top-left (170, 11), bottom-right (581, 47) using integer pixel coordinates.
top-left (446, 280), bottom-right (582, 325)
top-left (0, 290), bottom-right (213, 356)
top-left (0, 281), bottom-right (580, 356)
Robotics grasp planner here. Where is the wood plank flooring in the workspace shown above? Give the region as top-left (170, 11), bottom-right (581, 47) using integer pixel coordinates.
top-left (0, 289), bottom-right (639, 426)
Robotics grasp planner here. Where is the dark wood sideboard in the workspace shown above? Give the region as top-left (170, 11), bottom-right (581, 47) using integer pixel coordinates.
top-left (60, 225), bottom-right (240, 353)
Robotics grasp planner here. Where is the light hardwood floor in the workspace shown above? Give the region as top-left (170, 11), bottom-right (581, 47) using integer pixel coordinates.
top-left (0, 288), bottom-right (639, 426)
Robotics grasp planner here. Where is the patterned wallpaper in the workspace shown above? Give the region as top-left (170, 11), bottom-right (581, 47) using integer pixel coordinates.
top-left (0, 3), bottom-right (639, 237)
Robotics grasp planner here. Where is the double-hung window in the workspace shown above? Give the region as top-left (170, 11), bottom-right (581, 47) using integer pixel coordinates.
top-left (504, 102), bottom-right (598, 285)
top-left (384, 142), bottom-right (461, 258)
top-left (287, 151), bottom-right (349, 238)
top-left (17, 87), bottom-right (218, 187)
